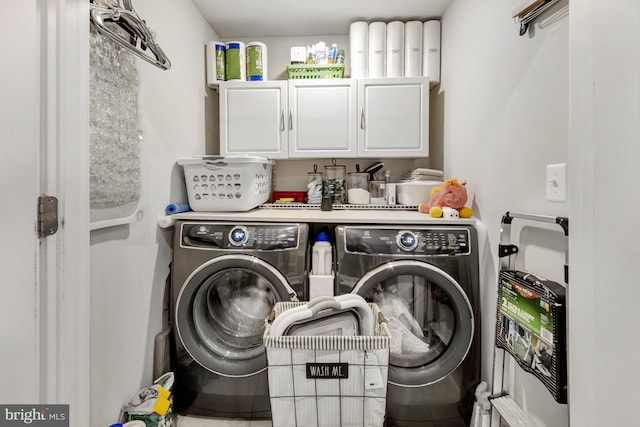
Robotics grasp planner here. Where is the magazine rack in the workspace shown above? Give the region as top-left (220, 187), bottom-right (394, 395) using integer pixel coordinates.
top-left (489, 212), bottom-right (569, 426)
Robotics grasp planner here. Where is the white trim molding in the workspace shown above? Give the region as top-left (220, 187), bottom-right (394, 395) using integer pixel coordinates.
top-left (40, 0), bottom-right (91, 424)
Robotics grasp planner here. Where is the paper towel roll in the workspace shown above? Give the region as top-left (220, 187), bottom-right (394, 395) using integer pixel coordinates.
top-left (247, 41), bottom-right (267, 81)
top-left (404, 21), bottom-right (423, 77)
top-left (349, 21), bottom-right (368, 78)
top-left (386, 21), bottom-right (404, 78)
top-left (225, 41), bottom-right (246, 80)
top-left (368, 21), bottom-right (386, 78)
top-left (206, 41), bottom-right (225, 86)
top-left (423, 20), bottom-right (441, 84)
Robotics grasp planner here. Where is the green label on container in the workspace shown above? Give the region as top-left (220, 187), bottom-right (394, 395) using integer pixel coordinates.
top-left (499, 278), bottom-right (554, 344)
top-left (226, 45), bottom-right (241, 79)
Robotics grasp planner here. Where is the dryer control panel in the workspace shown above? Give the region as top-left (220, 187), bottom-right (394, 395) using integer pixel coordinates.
top-left (345, 227), bottom-right (470, 256)
top-left (181, 223), bottom-right (300, 250)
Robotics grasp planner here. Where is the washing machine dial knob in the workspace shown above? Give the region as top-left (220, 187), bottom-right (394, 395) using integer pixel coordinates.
top-left (397, 231), bottom-right (418, 251)
top-left (229, 226), bottom-right (249, 246)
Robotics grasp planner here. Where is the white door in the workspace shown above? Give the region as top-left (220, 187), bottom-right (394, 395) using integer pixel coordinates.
top-left (358, 77), bottom-right (430, 158)
top-left (219, 80), bottom-right (288, 158)
top-left (0, 0), bottom-right (41, 403)
top-left (0, 1), bottom-right (90, 424)
top-left (288, 79), bottom-right (357, 158)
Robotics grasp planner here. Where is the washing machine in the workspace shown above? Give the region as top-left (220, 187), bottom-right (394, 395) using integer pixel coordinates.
top-left (170, 221), bottom-right (308, 419)
top-left (335, 224), bottom-right (480, 427)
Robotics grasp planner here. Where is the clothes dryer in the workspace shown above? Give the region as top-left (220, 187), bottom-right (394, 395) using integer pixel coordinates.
top-left (335, 225), bottom-right (480, 427)
top-left (170, 221), bottom-right (308, 419)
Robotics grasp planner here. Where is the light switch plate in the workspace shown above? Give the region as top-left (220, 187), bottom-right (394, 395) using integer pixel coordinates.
top-left (546, 163), bottom-right (567, 202)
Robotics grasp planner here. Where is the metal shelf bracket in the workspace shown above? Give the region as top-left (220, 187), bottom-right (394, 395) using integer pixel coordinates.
top-left (513, 0), bottom-right (562, 36)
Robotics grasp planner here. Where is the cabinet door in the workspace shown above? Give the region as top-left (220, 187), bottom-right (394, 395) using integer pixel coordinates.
top-left (219, 81), bottom-right (288, 159)
top-left (357, 77), bottom-right (429, 158)
top-left (288, 79), bottom-right (357, 158)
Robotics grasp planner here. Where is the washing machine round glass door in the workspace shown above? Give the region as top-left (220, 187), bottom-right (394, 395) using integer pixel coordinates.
top-left (353, 259), bottom-right (474, 386)
top-left (176, 254), bottom-right (296, 377)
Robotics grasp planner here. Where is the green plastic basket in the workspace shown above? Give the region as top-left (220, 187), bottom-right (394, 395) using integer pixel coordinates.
top-left (286, 64), bottom-right (345, 79)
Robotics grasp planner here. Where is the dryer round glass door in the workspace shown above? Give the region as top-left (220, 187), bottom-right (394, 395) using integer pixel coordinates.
top-left (352, 259), bottom-right (474, 387)
top-left (176, 254), bottom-right (296, 377)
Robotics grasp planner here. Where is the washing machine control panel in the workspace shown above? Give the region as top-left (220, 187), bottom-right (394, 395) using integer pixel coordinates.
top-left (228, 226), bottom-right (249, 246)
top-left (397, 231), bottom-right (419, 251)
top-left (345, 227), bottom-right (470, 256)
top-left (181, 223), bottom-right (300, 250)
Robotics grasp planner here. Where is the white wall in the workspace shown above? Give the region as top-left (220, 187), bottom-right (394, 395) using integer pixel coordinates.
top-left (441, 2), bottom-right (640, 425)
top-left (569, 1), bottom-right (640, 425)
top-left (1, 0), bottom-right (41, 403)
top-left (440, 1), bottom-right (569, 426)
top-left (89, 1), bottom-right (218, 424)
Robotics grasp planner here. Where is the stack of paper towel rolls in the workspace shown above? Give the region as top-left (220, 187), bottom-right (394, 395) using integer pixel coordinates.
top-left (349, 19), bottom-right (440, 83)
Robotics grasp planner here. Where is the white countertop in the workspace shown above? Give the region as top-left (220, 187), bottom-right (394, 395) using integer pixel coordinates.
top-left (167, 207), bottom-right (476, 225)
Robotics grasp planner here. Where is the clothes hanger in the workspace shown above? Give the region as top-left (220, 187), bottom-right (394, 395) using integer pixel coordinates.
top-left (89, 0), bottom-right (171, 70)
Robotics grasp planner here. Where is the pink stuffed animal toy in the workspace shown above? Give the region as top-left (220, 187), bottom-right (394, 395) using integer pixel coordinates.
top-left (418, 179), bottom-right (472, 218)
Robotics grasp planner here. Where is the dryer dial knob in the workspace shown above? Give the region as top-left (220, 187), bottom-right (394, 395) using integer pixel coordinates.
top-left (397, 231), bottom-right (418, 251)
top-left (229, 226), bottom-right (249, 246)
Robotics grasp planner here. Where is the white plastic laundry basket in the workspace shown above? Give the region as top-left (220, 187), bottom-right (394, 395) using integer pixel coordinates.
top-left (178, 156), bottom-right (272, 211)
top-left (264, 302), bottom-right (390, 427)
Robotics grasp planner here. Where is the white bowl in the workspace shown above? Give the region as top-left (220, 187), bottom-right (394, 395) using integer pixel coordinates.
top-left (396, 181), bottom-right (442, 206)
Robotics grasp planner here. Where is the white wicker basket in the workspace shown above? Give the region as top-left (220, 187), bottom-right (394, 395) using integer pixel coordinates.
top-left (178, 156), bottom-right (272, 211)
top-left (264, 302), bottom-right (390, 427)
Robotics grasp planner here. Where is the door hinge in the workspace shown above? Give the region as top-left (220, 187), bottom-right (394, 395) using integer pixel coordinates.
top-left (38, 196), bottom-right (59, 238)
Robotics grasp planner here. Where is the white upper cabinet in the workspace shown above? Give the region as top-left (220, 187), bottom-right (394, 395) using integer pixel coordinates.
top-left (288, 79), bottom-right (357, 158)
top-left (219, 77), bottom-right (429, 159)
top-left (357, 77), bottom-right (429, 158)
top-left (219, 80), bottom-right (288, 159)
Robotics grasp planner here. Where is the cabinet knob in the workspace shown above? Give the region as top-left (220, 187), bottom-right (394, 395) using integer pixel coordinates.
top-left (280, 109), bottom-right (285, 131)
top-left (360, 107), bottom-right (365, 129)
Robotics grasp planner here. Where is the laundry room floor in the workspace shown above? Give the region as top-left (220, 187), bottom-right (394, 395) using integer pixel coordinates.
top-left (176, 415), bottom-right (272, 426)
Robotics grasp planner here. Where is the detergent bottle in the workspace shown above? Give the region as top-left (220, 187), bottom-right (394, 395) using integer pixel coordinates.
top-left (312, 231), bottom-right (332, 275)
